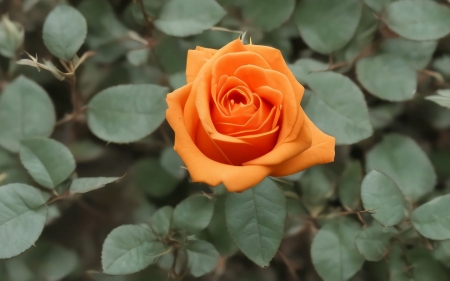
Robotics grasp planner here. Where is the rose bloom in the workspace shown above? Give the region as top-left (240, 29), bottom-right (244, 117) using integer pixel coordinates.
top-left (166, 39), bottom-right (335, 192)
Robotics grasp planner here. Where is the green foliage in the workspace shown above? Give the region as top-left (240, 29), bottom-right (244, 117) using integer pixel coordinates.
top-left (355, 222), bottom-right (396, 261)
top-left (412, 194), bottom-right (450, 240)
top-left (69, 177), bottom-right (120, 194)
top-left (172, 195), bottom-right (215, 234)
top-left (241, 0), bottom-right (295, 31)
top-left (185, 240), bottom-right (220, 277)
top-left (426, 89), bottom-right (450, 109)
top-left (338, 161), bottom-right (362, 210)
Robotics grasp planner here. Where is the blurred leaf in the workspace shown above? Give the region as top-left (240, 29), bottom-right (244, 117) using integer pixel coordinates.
top-left (172, 195), bottom-right (215, 234)
top-left (385, 0), bottom-right (450, 41)
top-left (335, 6), bottom-right (378, 63)
top-left (131, 158), bottom-right (180, 198)
top-left (151, 206), bottom-right (173, 238)
top-left (411, 194), bottom-right (450, 240)
top-left (160, 147), bottom-right (186, 180)
top-left (356, 222), bottom-right (396, 261)
top-left (168, 72), bottom-right (187, 90)
top-left (425, 89), bottom-right (450, 109)
top-left (225, 178), bottom-right (286, 267)
top-left (102, 225), bottom-right (168, 275)
top-left (42, 5), bottom-right (87, 61)
top-left (0, 76), bottom-right (55, 152)
top-left (126, 48), bottom-right (150, 67)
top-left (154, 0), bottom-right (226, 37)
top-left (369, 103), bottom-right (404, 130)
top-left (361, 170), bottom-right (407, 226)
top-left (69, 177), bottom-right (120, 194)
top-left (433, 239), bottom-right (450, 267)
top-left (366, 134), bottom-right (437, 201)
top-left (338, 161), bottom-right (362, 210)
top-left (34, 243), bottom-right (79, 281)
top-left (67, 139), bottom-right (106, 163)
top-left (288, 58), bottom-right (328, 85)
top-left (0, 183), bottom-right (47, 259)
top-left (432, 55), bottom-right (450, 79)
top-left (241, 0), bottom-right (294, 31)
top-left (363, 0), bottom-right (392, 13)
top-left (185, 240), bottom-right (220, 277)
top-left (0, 15), bottom-right (24, 58)
top-left (301, 72), bottom-right (373, 145)
top-left (388, 245), bottom-right (410, 281)
top-left (356, 54), bottom-right (417, 101)
top-left (294, 0), bottom-right (362, 54)
top-left (154, 37), bottom-right (188, 74)
top-left (87, 84), bottom-right (168, 143)
top-left (0, 147), bottom-right (29, 185)
top-left (285, 196), bottom-right (308, 236)
top-left (19, 138), bottom-right (75, 190)
top-left (131, 0), bottom-right (165, 21)
top-left (406, 248), bottom-right (449, 281)
top-left (311, 217), bottom-right (365, 281)
top-left (299, 166), bottom-right (333, 217)
top-left (380, 38), bottom-right (437, 70)
top-left (207, 196), bottom-right (237, 256)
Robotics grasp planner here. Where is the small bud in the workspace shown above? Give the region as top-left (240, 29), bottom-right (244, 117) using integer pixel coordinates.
top-left (0, 14), bottom-right (24, 58)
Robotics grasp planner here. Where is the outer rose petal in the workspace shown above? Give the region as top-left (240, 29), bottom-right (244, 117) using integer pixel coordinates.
top-left (269, 116), bottom-right (335, 176)
top-left (166, 83), bottom-right (272, 192)
top-left (186, 46), bottom-right (217, 83)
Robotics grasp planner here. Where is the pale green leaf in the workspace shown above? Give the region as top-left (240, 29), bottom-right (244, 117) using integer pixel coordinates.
top-left (70, 177), bottom-right (120, 194)
top-left (411, 194), bottom-right (450, 240)
top-left (241, 0), bottom-right (295, 31)
top-left (172, 195), bottom-right (214, 234)
top-left (356, 222), bottom-right (396, 261)
top-left (159, 147), bottom-right (185, 180)
top-left (299, 166), bottom-right (333, 216)
top-left (388, 245), bottom-right (411, 281)
top-left (186, 240), bottom-right (220, 277)
top-left (151, 206), bottom-right (173, 238)
top-left (338, 161), bottom-right (362, 210)
top-left (42, 5), bottom-right (87, 61)
top-left (432, 55), bottom-right (450, 79)
top-left (0, 76), bottom-right (55, 152)
top-left (425, 89), bottom-right (450, 109)
top-left (363, 0), bottom-right (392, 13)
top-left (288, 58), bottom-right (328, 85)
top-left (381, 38), bottom-right (437, 70)
top-left (407, 248), bottom-right (450, 281)
top-left (87, 84), bottom-right (168, 143)
top-left (433, 239), bottom-right (450, 267)
top-left (0, 183), bottom-right (48, 259)
top-left (225, 178), bottom-right (286, 267)
top-left (126, 49), bottom-right (149, 67)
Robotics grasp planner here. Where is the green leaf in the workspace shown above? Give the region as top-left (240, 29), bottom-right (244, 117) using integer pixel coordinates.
top-left (381, 38), bottom-right (437, 70)
top-left (102, 225), bottom-right (167, 275)
top-left (388, 245), bottom-right (411, 281)
top-left (186, 240), bottom-right (220, 277)
top-left (67, 139), bottom-right (106, 163)
top-left (0, 183), bottom-right (48, 259)
top-left (151, 206), bottom-right (173, 238)
top-left (432, 55), bottom-right (450, 79)
top-left (42, 5), bottom-right (87, 61)
top-left (425, 90), bottom-right (450, 109)
top-left (294, 0), bottom-right (362, 54)
top-left (369, 103), bottom-right (404, 130)
top-left (385, 0), bottom-right (450, 41)
top-left (126, 49), bottom-right (150, 67)
top-left (225, 178), bottom-right (286, 267)
top-left (407, 248), bottom-right (450, 281)
top-left (366, 134), bottom-right (437, 201)
top-left (288, 58), bottom-right (328, 85)
top-left (433, 239), bottom-right (450, 267)
top-left (311, 217), bottom-right (365, 281)
top-left (131, 158), bottom-right (180, 198)
top-left (154, 0), bottom-right (226, 37)
top-left (0, 15), bottom-right (24, 58)
top-left (411, 194), bottom-right (450, 240)
top-left (356, 54), bottom-right (417, 101)
top-left (285, 196), bottom-right (308, 236)
top-left (299, 166), bottom-right (333, 216)
top-left (241, 0), bottom-right (295, 31)
top-left (172, 195), bottom-right (214, 234)
top-left (356, 222), bottom-right (396, 261)
top-left (69, 177), bottom-right (120, 194)
top-left (19, 138), bottom-right (76, 190)
top-left (0, 76), bottom-right (56, 152)
top-left (159, 147), bottom-right (185, 180)
top-left (87, 84), bottom-right (168, 143)
top-left (363, 0), bottom-right (392, 13)
top-left (35, 243), bottom-right (79, 281)
top-left (361, 170), bottom-right (407, 226)
top-left (207, 196), bottom-right (237, 256)
top-left (301, 72), bottom-right (373, 145)
top-left (0, 147), bottom-right (29, 185)
top-left (168, 72), bottom-right (187, 90)
top-left (338, 161), bottom-right (362, 210)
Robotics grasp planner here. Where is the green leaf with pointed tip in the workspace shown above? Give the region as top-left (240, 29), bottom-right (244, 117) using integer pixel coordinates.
top-left (151, 206), bottom-right (173, 238)
top-left (70, 177), bottom-right (120, 194)
top-left (426, 90), bottom-right (450, 109)
top-left (288, 58), bottom-right (328, 85)
top-left (366, 134), bottom-right (437, 201)
top-left (385, 0), bottom-right (450, 41)
top-left (0, 183), bottom-right (48, 259)
top-left (154, 0), bottom-right (226, 37)
top-left (294, 0), bottom-right (362, 54)
top-left (186, 240), bottom-right (220, 277)
top-left (356, 53), bottom-right (417, 101)
top-left (301, 72), bottom-right (373, 145)
top-left (361, 170), bottom-right (407, 226)
top-left (87, 84), bottom-right (168, 143)
top-left (102, 225), bottom-right (167, 275)
top-left (241, 0), bottom-right (295, 31)
top-left (381, 38), bottom-right (437, 70)
top-left (411, 194), bottom-right (450, 240)
top-left (172, 195), bottom-right (215, 234)
top-left (0, 76), bottom-right (56, 152)
top-left (356, 222), bottom-right (396, 261)
top-left (42, 5), bottom-right (87, 61)
top-left (338, 161), bottom-right (362, 210)
top-left (311, 217), bottom-right (365, 281)
top-left (225, 178), bottom-right (286, 267)
top-left (20, 138), bottom-right (76, 190)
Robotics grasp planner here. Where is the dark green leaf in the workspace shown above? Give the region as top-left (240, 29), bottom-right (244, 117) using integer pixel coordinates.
top-left (172, 195), bottom-right (214, 234)
top-left (433, 239), bottom-right (450, 268)
top-left (338, 161), bottom-right (362, 210)
top-left (241, 0), bottom-right (295, 31)
top-left (381, 38), bottom-right (437, 70)
top-left (356, 222), bottom-right (396, 261)
top-left (186, 240), bottom-right (220, 277)
top-left (207, 196), bottom-right (237, 256)
top-left (369, 103), bottom-right (404, 130)
top-left (299, 166), bottom-right (333, 216)
top-left (288, 58), bottom-right (328, 85)
top-left (151, 206), bottom-right (173, 238)
top-left (160, 147), bottom-right (185, 180)
top-left (407, 248), bottom-right (449, 281)
top-left (70, 177), bottom-right (120, 194)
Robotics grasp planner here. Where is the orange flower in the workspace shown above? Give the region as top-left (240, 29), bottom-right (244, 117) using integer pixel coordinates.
top-left (166, 39), bottom-right (335, 192)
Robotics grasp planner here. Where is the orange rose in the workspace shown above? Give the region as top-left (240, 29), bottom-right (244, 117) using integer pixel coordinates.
top-left (166, 39), bottom-right (335, 192)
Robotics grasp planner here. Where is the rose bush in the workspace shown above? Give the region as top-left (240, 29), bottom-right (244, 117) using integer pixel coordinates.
top-left (166, 39), bottom-right (335, 191)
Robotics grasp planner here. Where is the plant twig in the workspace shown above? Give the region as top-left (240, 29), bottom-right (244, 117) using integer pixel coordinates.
top-left (277, 251), bottom-right (300, 281)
